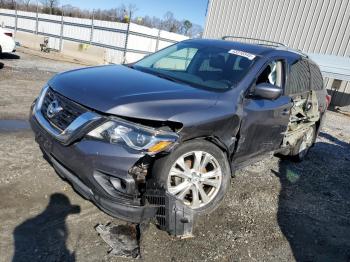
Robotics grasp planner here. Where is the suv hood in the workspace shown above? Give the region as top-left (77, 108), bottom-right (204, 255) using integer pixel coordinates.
top-left (49, 65), bottom-right (219, 122)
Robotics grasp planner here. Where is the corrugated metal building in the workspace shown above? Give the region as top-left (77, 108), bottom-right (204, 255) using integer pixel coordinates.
top-left (204, 0), bottom-right (350, 107)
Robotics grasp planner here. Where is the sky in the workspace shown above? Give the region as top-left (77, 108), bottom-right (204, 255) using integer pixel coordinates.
top-left (59, 0), bottom-right (209, 26)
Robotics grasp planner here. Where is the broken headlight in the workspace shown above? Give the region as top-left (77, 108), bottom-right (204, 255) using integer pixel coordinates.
top-left (87, 119), bottom-right (178, 154)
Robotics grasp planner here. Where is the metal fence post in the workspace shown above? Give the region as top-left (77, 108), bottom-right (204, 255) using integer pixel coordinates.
top-left (90, 10), bottom-right (94, 45)
top-left (155, 29), bottom-right (161, 51)
top-left (123, 16), bottom-right (131, 64)
top-left (59, 10), bottom-right (64, 52)
top-left (14, 3), bottom-right (18, 36)
top-left (35, 1), bottom-right (39, 34)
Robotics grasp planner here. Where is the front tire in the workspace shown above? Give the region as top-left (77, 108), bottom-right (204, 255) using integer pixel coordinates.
top-left (152, 140), bottom-right (231, 215)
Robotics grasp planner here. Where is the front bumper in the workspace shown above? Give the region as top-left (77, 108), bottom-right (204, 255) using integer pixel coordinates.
top-left (30, 108), bottom-right (157, 223)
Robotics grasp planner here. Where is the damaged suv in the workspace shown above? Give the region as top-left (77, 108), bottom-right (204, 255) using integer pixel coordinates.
top-left (30, 38), bottom-right (329, 234)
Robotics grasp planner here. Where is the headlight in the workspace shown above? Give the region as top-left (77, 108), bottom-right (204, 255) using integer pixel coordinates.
top-left (87, 119), bottom-right (179, 154)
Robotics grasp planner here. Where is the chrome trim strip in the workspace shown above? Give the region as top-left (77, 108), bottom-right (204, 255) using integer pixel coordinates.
top-left (33, 86), bottom-right (101, 143)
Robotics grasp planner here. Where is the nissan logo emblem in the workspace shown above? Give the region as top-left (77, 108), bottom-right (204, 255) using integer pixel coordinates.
top-left (46, 100), bottom-right (63, 119)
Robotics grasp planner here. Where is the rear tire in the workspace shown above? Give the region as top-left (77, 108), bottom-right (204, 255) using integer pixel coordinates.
top-left (151, 140), bottom-right (231, 215)
top-left (290, 125), bottom-right (316, 162)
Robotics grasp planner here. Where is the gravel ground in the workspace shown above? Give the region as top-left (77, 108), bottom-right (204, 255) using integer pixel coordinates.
top-left (0, 50), bottom-right (349, 262)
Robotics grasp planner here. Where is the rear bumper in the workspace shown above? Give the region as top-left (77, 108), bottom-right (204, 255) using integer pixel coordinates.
top-left (30, 108), bottom-right (157, 223)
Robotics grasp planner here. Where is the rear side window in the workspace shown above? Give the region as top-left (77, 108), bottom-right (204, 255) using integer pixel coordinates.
top-left (309, 62), bottom-right (324, 90)
top-left (286, 58), bottom-right (310, 95)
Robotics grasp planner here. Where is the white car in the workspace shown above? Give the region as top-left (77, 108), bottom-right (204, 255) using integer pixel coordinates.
top-left (0, 27), bottom-right (16, 54)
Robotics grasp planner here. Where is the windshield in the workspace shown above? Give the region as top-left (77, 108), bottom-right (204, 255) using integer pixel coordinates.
top-left (133, 42), bottom-right (256, 90)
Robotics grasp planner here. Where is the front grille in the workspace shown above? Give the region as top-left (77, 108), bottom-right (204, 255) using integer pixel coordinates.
top-left (41, 88), bottom-right (86, 131)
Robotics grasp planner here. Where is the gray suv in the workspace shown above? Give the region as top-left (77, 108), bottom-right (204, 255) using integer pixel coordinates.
top-left (30, 38), bottom-right (330, 234)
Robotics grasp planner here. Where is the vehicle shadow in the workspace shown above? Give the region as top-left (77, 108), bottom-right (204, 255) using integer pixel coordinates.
top-left (12, 193), bottom-right (81, 262)
top-left (0, 53), bottom-right (20, 59)
top-left (0, 62), bottom-right (3, 69)
top-left (273, 132), bottom-right (350, 261)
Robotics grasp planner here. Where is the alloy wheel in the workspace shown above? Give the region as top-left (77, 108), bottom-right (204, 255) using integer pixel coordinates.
top-left (167, 151), bottom-right (222, 209)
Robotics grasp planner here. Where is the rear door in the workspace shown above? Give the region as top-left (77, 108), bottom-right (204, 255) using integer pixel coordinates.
top-left (233, 59), bottom-right (292, 164)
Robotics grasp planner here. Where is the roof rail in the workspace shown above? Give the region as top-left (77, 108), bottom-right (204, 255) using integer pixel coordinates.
top-left (222, 35), bottom-right (287, 47)
top-left (221, 35), bottom-right (309, 58)
top-left (275, 46), bottom-right (309, 58)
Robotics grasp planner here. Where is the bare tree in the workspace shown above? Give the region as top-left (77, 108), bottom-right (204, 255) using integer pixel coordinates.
top-left (41, 0), bottom-right (59, 14)
top-left (120, 3), bottom-right (138, 23)
top-left (161, 12), bottom-right (183, 33)
top-left (7, 0), bottom-right (16, 9)
top-left (62, 4), bottom-right (91, 18)
top-left (23, 0), bottom-right (31, 10)
top-left (126, 3), bottom-right (137, 18)
top-left (188, 24), bottom-right (203, 38)
top-left (183, 20), bottom-right (192, 35)
top-left (161, 11), bottom-right (174, 31)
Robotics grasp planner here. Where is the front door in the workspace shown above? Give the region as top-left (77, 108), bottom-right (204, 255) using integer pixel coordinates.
top-left (233, 59), bottom-right (292, 164)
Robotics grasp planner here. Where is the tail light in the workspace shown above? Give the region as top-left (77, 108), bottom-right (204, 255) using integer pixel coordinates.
top-left (326, 94), bottom-right (331, 108)
top-left (4, 32), bottom-right (13, 37)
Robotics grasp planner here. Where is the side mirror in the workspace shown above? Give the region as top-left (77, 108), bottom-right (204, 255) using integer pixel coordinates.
top-left (253, 83), bottom-right (282, 100)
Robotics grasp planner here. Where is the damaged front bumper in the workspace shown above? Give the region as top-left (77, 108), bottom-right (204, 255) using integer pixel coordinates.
top-left (49, 153), bottom-right (158, 223)
top-left (30, 113), bottom-right (158, 223)
top-left (30, 105), bottom-right (194, 237)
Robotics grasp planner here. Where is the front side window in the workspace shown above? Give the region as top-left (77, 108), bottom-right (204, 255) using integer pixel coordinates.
top-left (133, 42), bottom-right (256, 90)
top-left (256, 60), bottom-right (284, 87)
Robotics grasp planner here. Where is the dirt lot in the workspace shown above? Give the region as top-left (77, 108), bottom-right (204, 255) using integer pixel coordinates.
top-left (0, 49), bottom-right (350, 262)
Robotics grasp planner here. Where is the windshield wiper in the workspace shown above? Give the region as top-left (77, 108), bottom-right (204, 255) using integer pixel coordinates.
top-left (152, 72), bottom-right (181, 83)
top-left (139, 68), bottom-right (184, 83)
top-left (123, 63), bottom-right (135, 69)
top-left (133, 66), bottom-right (198, 88)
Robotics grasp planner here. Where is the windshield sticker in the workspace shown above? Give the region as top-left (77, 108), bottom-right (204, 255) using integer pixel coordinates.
top-left (228, 49), bottom-right (256, 60)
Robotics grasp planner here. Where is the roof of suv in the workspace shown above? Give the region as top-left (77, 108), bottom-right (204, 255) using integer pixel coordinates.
top-left (184, 38), bottom-right (303, 59)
